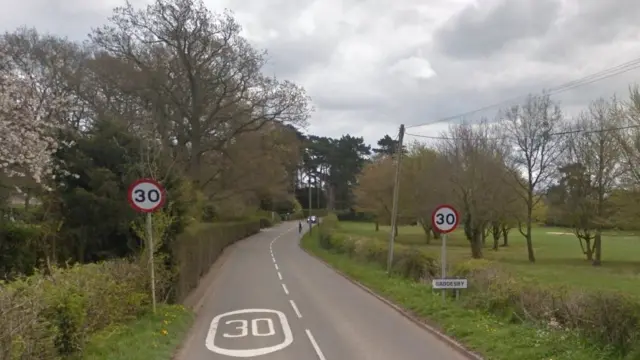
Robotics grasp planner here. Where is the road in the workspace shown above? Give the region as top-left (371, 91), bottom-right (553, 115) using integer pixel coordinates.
top-left (177, 221), bottom-right (470, 360)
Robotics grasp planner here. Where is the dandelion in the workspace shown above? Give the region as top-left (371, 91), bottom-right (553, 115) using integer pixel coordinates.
top-left (161, 329), bottom-right (168, 336)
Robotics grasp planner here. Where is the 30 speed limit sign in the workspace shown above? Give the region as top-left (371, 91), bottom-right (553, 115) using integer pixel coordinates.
top-left (127, 178), bottom-right (166, 213)
top-left (431, 204), bottom-right (459, 234)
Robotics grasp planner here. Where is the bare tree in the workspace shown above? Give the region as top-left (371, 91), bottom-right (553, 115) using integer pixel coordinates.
top-left (89, 0), bottom-right (312, 187)
top-left (438, 122), bottom-right (503, 259)
top-left (561, 98), bottom-right (625, 265)
top-left (501, 94), bottom-right (564, 262)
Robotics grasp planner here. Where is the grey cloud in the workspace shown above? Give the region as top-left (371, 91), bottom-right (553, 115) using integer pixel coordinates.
top-left (433, 0), bottom-right (561, 60)
top-left (261, 37), bottom-right (340, 80)
top-left (534, 0), bottom-right (640, 62)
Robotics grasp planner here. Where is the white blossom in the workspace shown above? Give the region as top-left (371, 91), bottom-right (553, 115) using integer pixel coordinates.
top-left (0, 60), bottom-right (70, 188)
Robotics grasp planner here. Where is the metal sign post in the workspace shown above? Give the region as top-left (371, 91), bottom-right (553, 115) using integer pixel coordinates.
top-left (128, 178), bottom-right (166, 313)
top-left (431, 204), bottom-right (460, 302)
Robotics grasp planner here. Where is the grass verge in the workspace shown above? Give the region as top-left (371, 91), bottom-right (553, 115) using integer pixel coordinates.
top-left (83, 304), bottom-right (194, 360)
top-left (301, 231), bottom-right (619, 360)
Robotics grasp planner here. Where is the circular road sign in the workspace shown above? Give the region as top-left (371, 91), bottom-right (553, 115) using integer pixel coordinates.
top-left (128, 178), bottom-right (166, 213)
top-left (431, 204), bottom-right (459, 234)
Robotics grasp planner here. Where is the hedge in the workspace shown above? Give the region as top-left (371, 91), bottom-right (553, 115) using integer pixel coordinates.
top-left (0, 219), bottom-right (263, 360)
top-left (0, 260), bottom-right (152, 359)
top-left (172, 220), bottom-right (261, 301)
top-left (314, 219), bottom-right (640, 357)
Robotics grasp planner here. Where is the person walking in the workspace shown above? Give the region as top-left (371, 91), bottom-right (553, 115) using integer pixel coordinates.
top-left (298, 221), bottom-right (302, 233)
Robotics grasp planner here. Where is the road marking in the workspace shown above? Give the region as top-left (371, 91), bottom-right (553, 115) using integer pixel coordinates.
top-left (305, 329), bottom-right (327, 360)
top-left (289, 300), bottom-right (302, 318)
top-left (273, 258), bottom-right (276, 263)
top-left (281, 283), bottom-right (289, 295)
top-left (278, 272), bottom-right (283, 280)
top-left (275, 264), bottom-right (279, 270)
top-left (205, 309), bottom-right (293, 357)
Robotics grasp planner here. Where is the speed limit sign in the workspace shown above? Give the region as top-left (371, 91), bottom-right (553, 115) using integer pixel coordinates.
top-left (127, 178), bottom-right (166, 213)
top-left (431, 204), bottom-right (459, 234)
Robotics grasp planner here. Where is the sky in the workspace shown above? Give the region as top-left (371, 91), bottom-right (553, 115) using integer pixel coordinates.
top-left (2, 0), bottom-right (640, 147)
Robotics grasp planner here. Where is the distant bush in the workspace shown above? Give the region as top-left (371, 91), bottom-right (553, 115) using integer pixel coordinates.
top-left (0, 221), bottom-right (40, 278)
top-left (335, 209), bottom-right (376, 222)
top-left (303, 208), bottom-right (328, 217)
top-left (314, 216), bottom-right (438, 282)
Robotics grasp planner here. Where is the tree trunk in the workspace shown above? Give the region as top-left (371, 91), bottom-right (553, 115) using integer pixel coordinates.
top-left (471, 230), bottom-right (483, 259)
top-left (491, 224), bottom-right (500, 251)
top-left (501, 227), bottom-right (509, 247)
top-left (525, 194), bottom-right (536, 262)
top-left (375, 221), bottom-right (379, 231)
top-left (419, 220), bottom-right (432, 244)
top-left (592, 230), bottom-right (602, 266)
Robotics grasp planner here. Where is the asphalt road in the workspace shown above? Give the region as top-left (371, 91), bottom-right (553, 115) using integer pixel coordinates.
top-left (177, 221), bottom-right (469, 360)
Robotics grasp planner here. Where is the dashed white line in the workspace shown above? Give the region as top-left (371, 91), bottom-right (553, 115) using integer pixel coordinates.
top-left (272, 257), bottom-right (276, 263)
top-left (289, 299), bottom-right (302, 318)
top-left (281, 283), bottom-right (289, 295)
top-left (278, 272), bottom-right (283, 280)
top-left (305, 329), bottom-right (327, 360)
top-left (275, 263), bottom-right (279, 270)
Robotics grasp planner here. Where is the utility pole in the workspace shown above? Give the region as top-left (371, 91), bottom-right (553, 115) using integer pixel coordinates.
top-left (386, 124), bottom-right (405, 274)
top-left (308, 174), bottom-right (313, 233)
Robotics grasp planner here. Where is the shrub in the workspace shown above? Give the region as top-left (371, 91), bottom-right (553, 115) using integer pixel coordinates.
top-left (0, 222), bottom-right (40, 278)
top-left (392, 248), bottom-right (438, 281)
top-left (0, 259), bottom-right (151, 360)
top-left (314, 217), bottom-right (437, 282)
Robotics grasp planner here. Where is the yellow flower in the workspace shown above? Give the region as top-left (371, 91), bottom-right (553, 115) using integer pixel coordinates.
top-left (161, 329), bottom-right (168, 336)
top-left (164, 320), bottom-right (169, 325)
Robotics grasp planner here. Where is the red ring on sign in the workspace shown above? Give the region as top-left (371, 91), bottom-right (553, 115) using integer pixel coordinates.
top-left (127, 178), bottom-right (166, 213)
top-left (431, 204), bottom-right (459, 234)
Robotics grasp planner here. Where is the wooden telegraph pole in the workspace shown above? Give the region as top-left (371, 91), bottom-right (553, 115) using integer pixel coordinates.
top-left (386, 124), bottom-right (405, 274)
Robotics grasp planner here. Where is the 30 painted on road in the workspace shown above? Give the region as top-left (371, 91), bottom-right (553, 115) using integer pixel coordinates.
top-left (205, 308), bottom-right (293, 357)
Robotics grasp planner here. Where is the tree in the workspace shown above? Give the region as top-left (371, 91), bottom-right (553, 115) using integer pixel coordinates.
top-left (561, 98), bottom-right (624, 265)
top-left (501, 94), bottom-right (565, 262)
top-left (400, 143), bottom-right (445, 243)
top-left (0, 35), bottom-right (71, 188)
top-left (373, 135), bottom-right (403, 156)
top-left (90, 0), bottom-right (311, 188)
top-left (438, 123), bottom-right (504, 259)
top-left (353, 156), bottom-right (395, 230)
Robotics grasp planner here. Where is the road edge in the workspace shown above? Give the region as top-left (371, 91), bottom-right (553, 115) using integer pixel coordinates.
top-left (300, 245), bottom-right (484, 360)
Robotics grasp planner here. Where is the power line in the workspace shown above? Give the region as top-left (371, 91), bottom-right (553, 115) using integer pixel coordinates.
top-left (405, 123), bottom-right (640, 141)
top-left (406, 56), bottom-right (640, 130)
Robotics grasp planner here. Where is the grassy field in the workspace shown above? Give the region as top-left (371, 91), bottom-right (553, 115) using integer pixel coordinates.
top-left (337, 222), bottom-right (640, 295)
top-left (301, 230), bottom-right (616, 360)
top-left (83, 304), bottom-right (193, 360)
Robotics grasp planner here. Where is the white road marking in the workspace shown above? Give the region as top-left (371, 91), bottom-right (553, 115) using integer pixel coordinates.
top-left (289, 300), bottom-right (302, 318)
top-left (275, 264), bottom-right (279, 270)
top-left (273, 258), bottom-right (276, 263)
top-left (305, 329), bottom-right (327, 360)
top-left (281, 283), bottom-right (289, 295)
top-left (205, 309), bottom-right (293, 357)
top-left (278, 272), bottom-right (283, 280)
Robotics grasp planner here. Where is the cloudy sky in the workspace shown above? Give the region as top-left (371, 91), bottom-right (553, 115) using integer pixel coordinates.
top-left (3, 0), bottom-right (640, 146)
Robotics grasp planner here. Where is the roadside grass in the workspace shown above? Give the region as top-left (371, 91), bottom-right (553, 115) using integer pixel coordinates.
top-left (83, 304), bottom-right (193, 360)
top-left (301, 231), bottom-right (618, 360)
top-left (338, 222), bottom-right (640, 295)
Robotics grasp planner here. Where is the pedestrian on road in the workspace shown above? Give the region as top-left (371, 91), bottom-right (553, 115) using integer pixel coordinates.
top-left (298, 221), bottom-right (302, 233)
